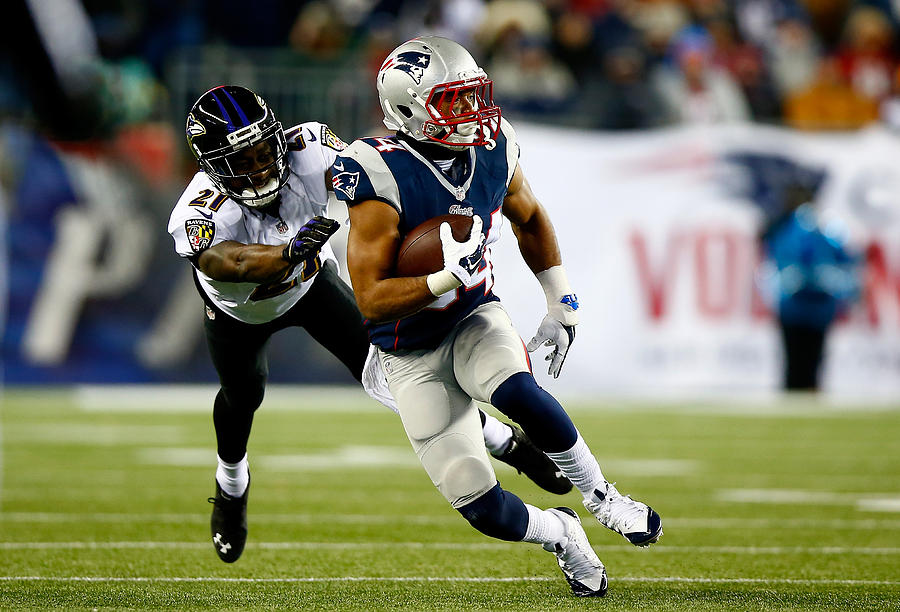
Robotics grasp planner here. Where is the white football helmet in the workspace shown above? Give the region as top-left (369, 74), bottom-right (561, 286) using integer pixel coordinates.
top-left (376, 36), bottom-right (501, 148)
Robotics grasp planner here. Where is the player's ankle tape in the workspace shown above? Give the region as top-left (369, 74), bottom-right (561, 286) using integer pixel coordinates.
top-left (427, 269), bottom-right (462, 296)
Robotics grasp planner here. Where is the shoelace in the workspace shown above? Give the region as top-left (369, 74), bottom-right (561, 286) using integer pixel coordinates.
top-left (607, 495), bottom-right (647, 529)
top-left (590, 484), bottom-right (646, 532)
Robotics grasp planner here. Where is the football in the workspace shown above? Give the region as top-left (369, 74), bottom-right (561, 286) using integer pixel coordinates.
top-left (395, 214), bottom-right (475, 277)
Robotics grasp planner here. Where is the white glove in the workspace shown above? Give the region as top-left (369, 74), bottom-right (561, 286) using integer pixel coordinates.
top-left (440, 215), bottom-right (484, 286)
top-left (527, 305), bottom-right (577, 378)
top-left (527, 265), bottom-right (579, 378)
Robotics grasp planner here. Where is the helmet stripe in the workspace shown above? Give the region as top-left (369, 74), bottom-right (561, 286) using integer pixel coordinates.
top-left (208, 89), bottom-right (235, 132)
top-left (220, 87), bottom-right (252, 127)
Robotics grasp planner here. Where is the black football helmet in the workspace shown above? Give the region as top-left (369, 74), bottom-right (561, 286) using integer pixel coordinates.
top-left (186, 85), bottom-right (289, 208)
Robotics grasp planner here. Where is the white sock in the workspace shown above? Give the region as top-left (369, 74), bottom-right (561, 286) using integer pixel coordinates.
top-left (482, 414), bottom-right (514, 456)
top-left (521, 504), bottom-right (567, 546)
top-left (545, 433), bottom-right (605, 498)
top-left (216, 453), bottom-right (249, 497)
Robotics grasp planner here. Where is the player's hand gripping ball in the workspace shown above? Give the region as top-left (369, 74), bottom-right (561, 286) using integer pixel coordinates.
top-left (394, 214), bottom-right (476, 278)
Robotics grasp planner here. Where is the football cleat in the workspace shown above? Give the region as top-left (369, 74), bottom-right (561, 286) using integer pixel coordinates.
top-left (543, 507), bottom-right (608, 597)
top-left (584, 481), bottom-right (662, 547)
top-left (208, 477), bottom-right (249, 563)
top-left (494, 425), bottom-right (573, 495)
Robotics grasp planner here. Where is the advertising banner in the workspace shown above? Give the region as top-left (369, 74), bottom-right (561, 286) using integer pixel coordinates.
top-left (5, 123), bottom-right (899, 397)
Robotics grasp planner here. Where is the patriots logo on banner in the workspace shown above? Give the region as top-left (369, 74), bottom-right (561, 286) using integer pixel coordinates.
top-left (185, 218), bottom-right (215, 253)
top-left (384, 51), bottom-right (431, 84)
top-left (332, 171), bottom-right (360, 200)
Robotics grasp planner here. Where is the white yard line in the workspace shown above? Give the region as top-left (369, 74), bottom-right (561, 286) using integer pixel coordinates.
top-left (73, 385), bottom-right (381, 413)
top-left (3, 513), bottom-right (900, 529)
top-left (2, 541), bottom-right (900, 555)
top-left (133, 447), bottom-right (697, 475)
top-left (0, 575), bottom-right (897, 586)
top-left (717, 488), bottom-right (900, 513)
top-left (53, 384), bottom-right (900, 414)
top-left (11, 424), bottom-right (186, 445)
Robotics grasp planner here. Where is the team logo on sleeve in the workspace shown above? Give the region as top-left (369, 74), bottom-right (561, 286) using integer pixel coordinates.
top-left (185, 218), bottom-right (215, 253)
top-left (321, 125), bottom-right (347, 151)
top-left (383, 51), bottom-right (430, 84)
top-left (332, 170), bottom-right (360, 200)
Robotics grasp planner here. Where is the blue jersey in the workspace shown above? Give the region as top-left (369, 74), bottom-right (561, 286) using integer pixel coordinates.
top-left (333, 118), bottom-right (520, 351)
top-left (763, 204), bottom-right (860, 329)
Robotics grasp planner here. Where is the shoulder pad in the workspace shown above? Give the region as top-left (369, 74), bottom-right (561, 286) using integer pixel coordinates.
top-left (332, 140), bottom-right (402, 211)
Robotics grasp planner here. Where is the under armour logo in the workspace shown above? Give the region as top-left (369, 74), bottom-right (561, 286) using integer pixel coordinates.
top-left (213, 533), bottom-right (231, 554)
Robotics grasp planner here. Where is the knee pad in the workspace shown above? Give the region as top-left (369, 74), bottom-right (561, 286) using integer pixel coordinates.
top-left (419, 433), bottom-right (496, 508)
top-left (457, 483), bottom-right (529, 541)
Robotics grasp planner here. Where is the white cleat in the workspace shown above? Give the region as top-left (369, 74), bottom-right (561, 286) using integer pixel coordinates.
top-left (543, 507), bottom-right (608, 597)
top-left (584, 481), bottom-right (662, 547)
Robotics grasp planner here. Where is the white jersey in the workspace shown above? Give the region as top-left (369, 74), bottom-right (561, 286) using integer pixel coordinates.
top-left (168, 121), bottom-right (347, 324)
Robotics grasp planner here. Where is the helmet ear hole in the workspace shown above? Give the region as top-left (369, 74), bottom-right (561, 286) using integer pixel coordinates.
top-left (397, 105), bottom-right (413, 118)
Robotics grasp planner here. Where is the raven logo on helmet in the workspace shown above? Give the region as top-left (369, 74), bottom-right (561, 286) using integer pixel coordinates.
top-left (383, 51), bottom-right (431, 85)
top-left (187, 114), bottom-right (206, 137)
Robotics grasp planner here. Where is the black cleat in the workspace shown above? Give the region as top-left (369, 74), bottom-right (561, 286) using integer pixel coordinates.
top-left (495, 425), bottom-right (573, 495)
top-left (208, 478), bottom-right (249, 563)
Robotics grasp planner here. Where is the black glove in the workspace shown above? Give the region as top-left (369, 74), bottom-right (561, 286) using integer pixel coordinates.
top-left (282, 216), bottom-right (340, 265)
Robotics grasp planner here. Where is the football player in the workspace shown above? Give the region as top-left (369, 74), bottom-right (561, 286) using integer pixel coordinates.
top-left (336, 37), bottom-right (663, 597)
top-left (167, 85), bottom-right (571, 564)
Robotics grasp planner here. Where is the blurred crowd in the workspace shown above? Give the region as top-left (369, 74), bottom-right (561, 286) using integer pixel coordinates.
top-left (4, 0), bottom-right (900, 139)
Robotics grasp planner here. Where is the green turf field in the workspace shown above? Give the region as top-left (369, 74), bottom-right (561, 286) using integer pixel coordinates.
top-left (1, 386), bottom-right (898, 611)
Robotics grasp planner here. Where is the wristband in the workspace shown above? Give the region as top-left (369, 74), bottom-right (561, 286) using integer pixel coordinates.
top-left (536, 265), bottom-right (579, 325)
top-left (426, 269), bottom-right (462, 296)
top-left (536, 266), bottom-right (572, 305)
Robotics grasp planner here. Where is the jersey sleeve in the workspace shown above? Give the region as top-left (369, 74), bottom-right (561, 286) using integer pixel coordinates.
top-left (283, 121), bottom-right (349, 212)
top-left (499, 117), bottom-right (520, 188)
top-left (331, 140), bottom-right (402, 213)
top-left (286, 121), bottom-right (349, 169)
top-left (167, 175), bottom-right (246, 260)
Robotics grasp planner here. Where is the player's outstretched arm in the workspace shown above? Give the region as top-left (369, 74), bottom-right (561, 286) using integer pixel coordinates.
top-left (198, 241), bottom-right (295, 284)
top-left (503, 165), bottom-right (579, 378)
top-left (197, 216), bottom-right (339, 284)
top-left (347, 200), bottom-right (447, 323)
